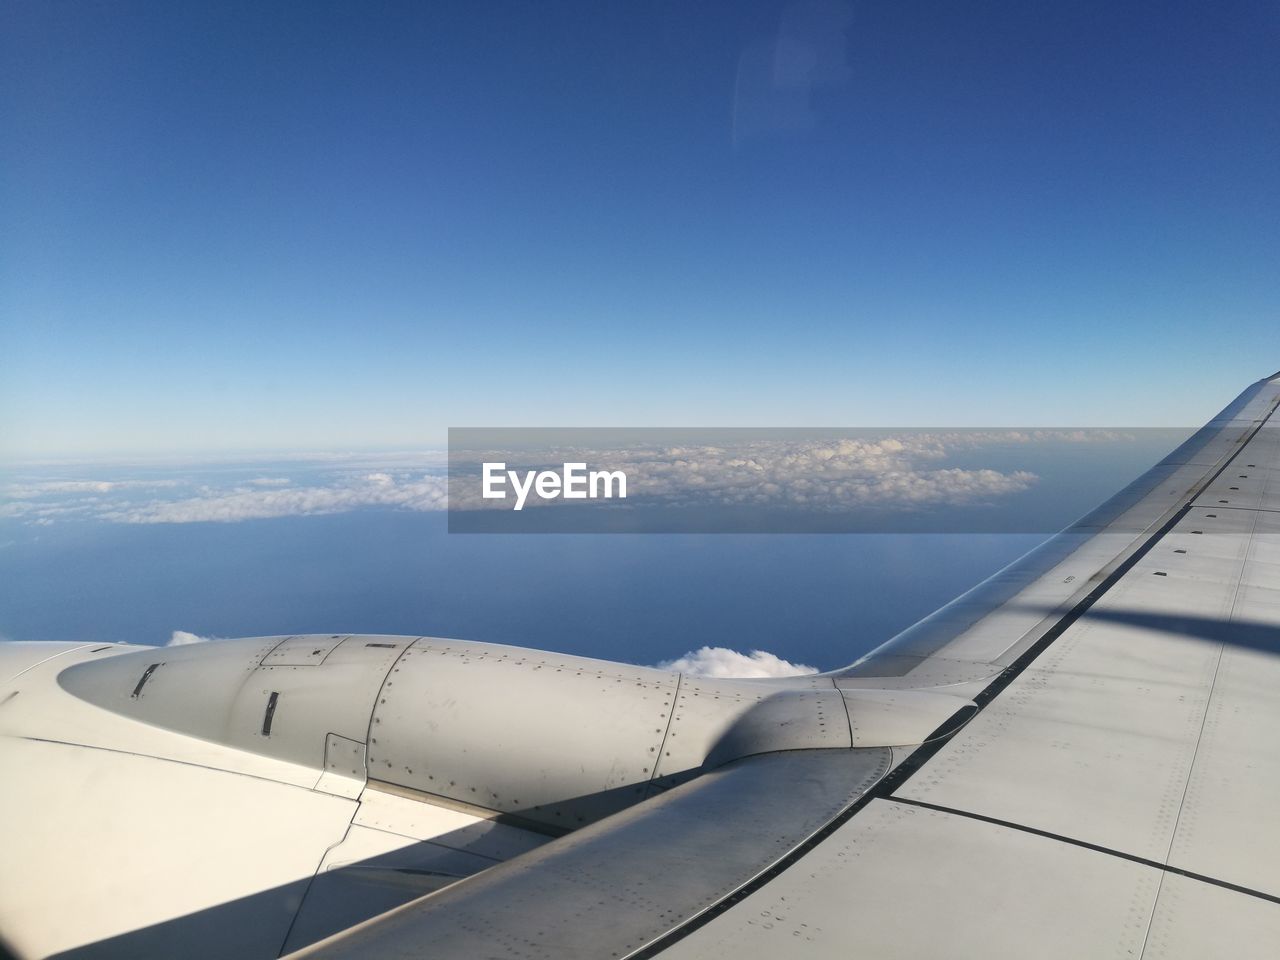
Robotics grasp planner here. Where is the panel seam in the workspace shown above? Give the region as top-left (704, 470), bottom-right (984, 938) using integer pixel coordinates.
top-left (1135, 496), bottom-right (1265, 957)
top-left (886, 796), bottom-right (1280, 907)
top-left (646, 671), bottom-right (683, 795)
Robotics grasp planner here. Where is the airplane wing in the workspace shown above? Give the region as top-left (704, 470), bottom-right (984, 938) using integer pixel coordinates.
top-left (2, 369), bottom-right (1278, 959)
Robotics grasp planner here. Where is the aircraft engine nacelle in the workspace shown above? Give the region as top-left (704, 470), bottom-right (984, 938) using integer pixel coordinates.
top-left (55, 634), bottom-right (969, 833)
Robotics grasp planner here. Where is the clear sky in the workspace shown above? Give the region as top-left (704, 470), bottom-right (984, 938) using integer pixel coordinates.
top-left (3, 1), bottom-right (1278, 457)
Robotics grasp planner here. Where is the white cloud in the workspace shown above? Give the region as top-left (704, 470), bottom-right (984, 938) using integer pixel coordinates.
top-left (2, 430), bottom-right (1132, 525)
top-left (167, 630), bottom-right (214, 646)
top-left (100, 474), bottom-right (449, 524)
top-left (1, 478), bottom-right (183, 500)
top-left (656, 646), bottom-right (818, 678)
top-left (452, 434), bottom-right (1042, 513)
top-left (0, 499), bottom-right (112, 521)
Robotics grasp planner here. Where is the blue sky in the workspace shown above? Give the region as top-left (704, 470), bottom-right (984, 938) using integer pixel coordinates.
top-left (3, 1), bottom-right (1278, 457)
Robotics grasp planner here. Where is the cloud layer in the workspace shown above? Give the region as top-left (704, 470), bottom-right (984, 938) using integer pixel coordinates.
top-left (0, 431), bottom-right (1137, 525)
top-left (167, 630), bottom-right (213, 646)
top-left (0, 461), bottom-right (448, 525)
top-left (101, 474), bottom-right (448, 524)
top-left (452, 434), bottom-right (1047, 513)
top-left (655, 646), bottom-right (818, 678)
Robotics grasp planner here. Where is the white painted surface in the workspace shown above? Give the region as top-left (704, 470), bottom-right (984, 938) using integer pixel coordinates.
top-left (367, 639), bottom-right (681, 827)
top-left (1143, 873), bottom-right (1280, 960)
top-left (896, 517), bottom-right (1241, 861)
top-left (0, 737), bottom-right (355, 959)
top-left (0, 641), bottom-right (325, 789)
top-left (282, 822), bottom-right (501, 953)
top-left (663, 799), bottom-right (1163, 960)
top-left (353, 786), bottom-right (547, 861)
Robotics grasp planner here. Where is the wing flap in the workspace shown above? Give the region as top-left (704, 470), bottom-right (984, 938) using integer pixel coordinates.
top-left (290, 748), bottom-right (891, 960)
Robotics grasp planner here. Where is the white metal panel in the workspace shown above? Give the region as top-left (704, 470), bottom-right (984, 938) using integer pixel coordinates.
top-left (1236, 579), bottom-right (1280, 621)
top-left (0, 641), bottom-right (96, 681)
top-left (0, 736), bottom-right (355, 960)
top-left (1166, 633), bottom-right (1280, 896)
top-left (835, 654), bottom-right (1003, 689)
top-left (353, 786), bottom-right (548, 861)
top-left (228, 635), bottom-right (409, 770)
top-left (0, 641), bottom-right (324, 790)
top-left (1197, 467), bottom-right (1266, 511)
top-left (282, 822), bottom-right (504, 954)
top-left (293, 750), bottom-right (892, 960)
top-left (1242, 508), bottom-right (1280, 568)
top-left (55, 635), bottom-right (410, 773)
top-left (651, 675), bottom-right (848, 783)
top-left (368, 638), bottom-right (680, 829)
top-left (895, 521), bottom-right (1240, 861)
top-left (661, 799), bottom-right (1162, 960)
top-left (842, 687), bottom-right (973, 747)
top-left (56, 635), bottom-right (292, 750)
top-left (261, 634), bottom-right (346, 666)
top-left (1163, 516), bottom-right (1280, 897)
top-left (1142, 874), bottom-right (1280, 960)
top-left (314, 734), bottom-right (367, 798)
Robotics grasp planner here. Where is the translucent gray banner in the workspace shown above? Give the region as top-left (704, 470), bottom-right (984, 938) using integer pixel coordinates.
top-left (447, 427), bottom-right (1198, 533)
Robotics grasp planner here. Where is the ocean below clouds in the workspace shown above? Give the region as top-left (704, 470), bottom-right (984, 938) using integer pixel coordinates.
top-left (0, 431), bottom-right (1187, 670)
